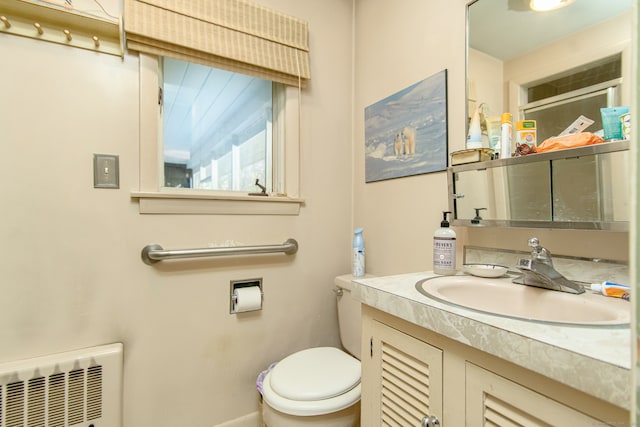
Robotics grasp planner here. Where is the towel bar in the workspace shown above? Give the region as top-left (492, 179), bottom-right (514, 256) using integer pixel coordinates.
top-left (141, 239), bottom-right (298, 265)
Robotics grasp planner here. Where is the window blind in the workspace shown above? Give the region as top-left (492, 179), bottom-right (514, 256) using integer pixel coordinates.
top-left (123, 0), bottom-right (310, 87)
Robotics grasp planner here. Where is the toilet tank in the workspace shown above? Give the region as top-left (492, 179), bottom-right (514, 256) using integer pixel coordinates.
top-left (335, 274), bottom-right (364, 360)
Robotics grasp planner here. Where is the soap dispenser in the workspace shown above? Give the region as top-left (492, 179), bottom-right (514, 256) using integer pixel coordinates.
top-left (433, 211), bottom-right (457, 275)
top-left (471, 207), bottom-right (487, 225)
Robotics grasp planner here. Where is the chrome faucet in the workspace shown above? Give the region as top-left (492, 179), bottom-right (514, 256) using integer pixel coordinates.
top-left (528, 237), bottom-right (552, 267)
top-left (512, 238), bottom-right (585, 294)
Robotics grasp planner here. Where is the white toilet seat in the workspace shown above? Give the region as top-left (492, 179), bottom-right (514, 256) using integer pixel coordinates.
top-left (262, 347), bottom-right (361, 416)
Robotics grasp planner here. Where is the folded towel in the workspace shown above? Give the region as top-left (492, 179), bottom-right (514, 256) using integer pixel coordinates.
top-left (535, 132), bottom-right (604, 153)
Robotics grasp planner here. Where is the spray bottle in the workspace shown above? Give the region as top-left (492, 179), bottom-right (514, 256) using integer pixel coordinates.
top-left (352, 228), bottom-right (365, 277)
top-left (433, 212), bottom-right (456, 275)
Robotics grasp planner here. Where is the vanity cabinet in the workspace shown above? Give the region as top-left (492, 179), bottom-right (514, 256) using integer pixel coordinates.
top-left (466, 363), bottom-right (605, 425)
top-left (361, 317), bottom-right (443, 426)
top-left (361, 305), bottom-right (628, 426)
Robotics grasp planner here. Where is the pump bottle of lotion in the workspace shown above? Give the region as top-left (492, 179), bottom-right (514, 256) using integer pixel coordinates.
top-left (433, 212), bottom-right (456, 275)
top-left (352, 228), bottom-right (365, 277)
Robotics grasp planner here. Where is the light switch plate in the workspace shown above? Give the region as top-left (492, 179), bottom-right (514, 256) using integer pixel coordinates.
top-left (93, 154), bottom-right (119, 188)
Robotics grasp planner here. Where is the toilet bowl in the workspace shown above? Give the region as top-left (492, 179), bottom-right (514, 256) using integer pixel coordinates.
top-left (261, 347), bottom-right (360, 426)
top-left (261, 275), bottom-right (364, 427)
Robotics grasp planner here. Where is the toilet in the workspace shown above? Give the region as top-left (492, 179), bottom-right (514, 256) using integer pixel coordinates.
top-left (261, 274), bottom-right (363, 427)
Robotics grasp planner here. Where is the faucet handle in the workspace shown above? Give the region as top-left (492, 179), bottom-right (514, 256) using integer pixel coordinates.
top-left (528, 237), bottom-right (541, 251)
top-left (527, 237), bottom-right (553, 266)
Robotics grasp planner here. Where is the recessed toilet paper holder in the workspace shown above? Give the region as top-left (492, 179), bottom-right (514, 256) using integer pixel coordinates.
top-left (230, 278), bottom-right (263, 314)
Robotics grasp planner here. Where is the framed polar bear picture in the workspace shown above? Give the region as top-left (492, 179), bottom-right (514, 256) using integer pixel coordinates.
top-left (364, 69), bottom-right (448, 183)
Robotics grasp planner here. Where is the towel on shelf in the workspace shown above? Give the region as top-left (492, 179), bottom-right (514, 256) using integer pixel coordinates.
top-left (535, 132), bottom-right (604, 153)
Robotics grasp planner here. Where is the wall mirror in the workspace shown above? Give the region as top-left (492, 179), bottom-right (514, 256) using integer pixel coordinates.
top-left (459, 0), bottom-right (633, 230)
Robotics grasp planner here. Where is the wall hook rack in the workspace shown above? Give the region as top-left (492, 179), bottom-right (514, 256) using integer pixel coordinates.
top-left (0, 0), bottom-right (123, 57)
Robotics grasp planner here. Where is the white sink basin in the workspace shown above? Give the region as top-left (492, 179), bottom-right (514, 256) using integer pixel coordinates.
top-left (416, 275), bottom-right (630, 326)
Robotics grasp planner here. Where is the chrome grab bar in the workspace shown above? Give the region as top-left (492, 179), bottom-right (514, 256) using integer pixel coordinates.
top-left (141, 238), bottom-right (298, 265)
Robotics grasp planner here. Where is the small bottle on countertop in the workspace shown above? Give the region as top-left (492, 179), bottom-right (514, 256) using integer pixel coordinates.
top-left (433, 212), bottom-right (456, 275)
top-left (352, 228), bottom-right (365, 277)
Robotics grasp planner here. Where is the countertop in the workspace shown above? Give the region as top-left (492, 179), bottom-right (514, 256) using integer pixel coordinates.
top-left (352, 271), bottom-right (631, 410)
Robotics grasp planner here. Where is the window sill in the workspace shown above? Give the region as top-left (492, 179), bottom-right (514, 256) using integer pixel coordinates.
top-left (131, 191), bottom-right (304, 215)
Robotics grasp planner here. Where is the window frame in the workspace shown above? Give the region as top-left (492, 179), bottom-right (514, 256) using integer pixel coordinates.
top-left (131, 54), bottom-right (303, 215)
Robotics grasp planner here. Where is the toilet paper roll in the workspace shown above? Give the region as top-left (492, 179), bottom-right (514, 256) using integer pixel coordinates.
top-left (233, 286), bottom-right (262, 313)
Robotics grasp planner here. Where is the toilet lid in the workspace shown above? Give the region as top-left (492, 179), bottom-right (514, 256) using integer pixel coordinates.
top-left (269, 347), bottom-right (361, 401)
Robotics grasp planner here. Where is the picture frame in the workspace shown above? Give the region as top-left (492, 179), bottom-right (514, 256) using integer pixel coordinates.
top-left (365, 69), bottom-right (448, 183)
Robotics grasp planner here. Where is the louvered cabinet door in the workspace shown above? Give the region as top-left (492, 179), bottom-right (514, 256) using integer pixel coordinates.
top-left (362, 319), bottom-right (443, 426)
top-left (466, 362), bottom-right (604, 426)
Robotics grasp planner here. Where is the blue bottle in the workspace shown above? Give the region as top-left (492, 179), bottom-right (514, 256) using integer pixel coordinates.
top-left (352, 228), bottom-right (365, 277)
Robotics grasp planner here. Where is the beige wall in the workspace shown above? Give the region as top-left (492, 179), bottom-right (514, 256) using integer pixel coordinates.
top-left (354, 0), bottom-right (469, 275)
top-left (0, 0), bottom-right (353, 425)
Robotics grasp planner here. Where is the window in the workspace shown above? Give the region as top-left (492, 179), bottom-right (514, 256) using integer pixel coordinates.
top-left (161, 57), bottom-right (282, 194)
top-left (124, 0), bottom-right (309, 214)
top-left (521, 55), bottom-right (621, 142)
top-left (133, 54), bottom-right (302, 215)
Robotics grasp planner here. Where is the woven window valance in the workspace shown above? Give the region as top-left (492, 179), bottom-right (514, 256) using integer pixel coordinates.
top-left (123, 0), bottom-right (310, 87)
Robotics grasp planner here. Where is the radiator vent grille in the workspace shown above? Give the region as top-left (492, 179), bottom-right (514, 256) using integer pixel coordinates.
top-left (27, 377), bottom-right (45, 427)
top-left (68, 369), bottom-right (85, 425)
top-left (0, 343), bottom-right (122, 427)
top-left (87, 366), bottom-right (103, 420)
top-left (6, 382), bottom-right (24, 427)
top-left (48, 373), bottom-right (65, 427)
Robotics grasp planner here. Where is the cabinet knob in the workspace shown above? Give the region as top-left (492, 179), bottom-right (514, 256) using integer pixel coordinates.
top-left (421, 415), bottom-right (440, 427)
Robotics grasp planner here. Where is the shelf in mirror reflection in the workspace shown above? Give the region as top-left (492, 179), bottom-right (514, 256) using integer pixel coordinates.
top-left (448, 140), bottom-right (630, 231)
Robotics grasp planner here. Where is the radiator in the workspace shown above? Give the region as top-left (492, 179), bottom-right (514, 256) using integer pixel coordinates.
top-left (0, 343), bottom-right (123, 427)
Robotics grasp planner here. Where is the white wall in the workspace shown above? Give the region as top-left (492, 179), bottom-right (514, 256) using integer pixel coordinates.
top-left (0, 0), bottom-right (354, 425)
